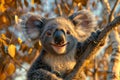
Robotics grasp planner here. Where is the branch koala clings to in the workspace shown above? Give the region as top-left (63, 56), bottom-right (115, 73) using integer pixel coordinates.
top-left (20, 10), bottom-right (100, 80)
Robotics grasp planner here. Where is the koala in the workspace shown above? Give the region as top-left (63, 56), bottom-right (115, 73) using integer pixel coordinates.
top-left (20, 10), bottom-right (99, 80)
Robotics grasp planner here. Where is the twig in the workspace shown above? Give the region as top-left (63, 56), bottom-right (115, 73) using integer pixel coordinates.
top-left (107, 0), bottom-right (120, 80)
top-left (55, 0), bottom-right (63, 16)
top-left (7, 52), bottom-right (28, 71)
top-left (61, 0), bottom-right (70, 11)
top-left (65, 16), bottom-right (120, 80)
top-left (101, 0), bottom-right (111, 14)
top-left (109, 0), bottom-right (120, 22)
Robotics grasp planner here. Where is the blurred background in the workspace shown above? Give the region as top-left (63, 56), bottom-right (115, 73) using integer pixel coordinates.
top-left (0, 0), bottom-right (120, 80)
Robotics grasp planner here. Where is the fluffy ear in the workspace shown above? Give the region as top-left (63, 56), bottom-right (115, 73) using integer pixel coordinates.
top-left (20, 13), bottom-right (46, 41)
top-left (69, 10), bottom-right (97, 41)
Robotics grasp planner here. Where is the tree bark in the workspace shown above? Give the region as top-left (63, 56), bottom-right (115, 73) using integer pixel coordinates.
top-left (65, 16), bottom-right (120, 80)
top-left (107, 29), bottom-right (120, 80)
top-left (102, 0), bottom-right (120, 79)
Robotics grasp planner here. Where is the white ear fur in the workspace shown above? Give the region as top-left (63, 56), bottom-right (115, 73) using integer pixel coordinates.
top-left (69, 10), bottom-right (97, 42)
top-left (20, 13), bottom-right (46, 41)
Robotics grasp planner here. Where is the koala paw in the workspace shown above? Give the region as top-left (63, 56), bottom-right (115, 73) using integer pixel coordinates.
top-left (88, 30), bottom-right (101, 44)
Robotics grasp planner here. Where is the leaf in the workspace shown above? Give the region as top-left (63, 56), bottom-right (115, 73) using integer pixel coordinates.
top-left (1, 34), bottom-right (7, 40)
top-left (6, 63), bottom-right (15, 76)
top-left (2, 15), bottom-right (7, 23)
top-left (0, 15), bottom-right (10, 26)
top-left (0, 73), bottom-right (6, 80)
top-left (0, 0), bottom-right (6, 12)
top-left (0, 38), bottom-right (8, 46)
top-left (31, 0), bottom-right (34, 5)
top-left (8, 44), bottom-right (16, 58)
top-left (28, 48), bottom-right (33, 54)
top-left (18, 37), bottom-right (22, 44)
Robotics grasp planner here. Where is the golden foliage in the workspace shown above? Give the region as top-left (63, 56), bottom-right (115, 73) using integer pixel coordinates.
top-left (0, 0), bottom-right (119, 80)
top-left (0, 38), bottom-right (8, 46)
top-left (1, 34), bottom-right (7, 40)
top-left (8, 44), bottom-right (16, 58)
top-left (31, 0), bottom-right (34, 6)
top-left (0, 73), bottom-right (6, 80)
top-left (0, 15), bottom-right (10, 28)
top-left (6, 62), bottom-right (15, 76)
top-left (18, 37), bottom-right (22, 44)
top-left (0, 0), bottom-right (6, 12)
top-left (28, 48), bottom-right (33, 54)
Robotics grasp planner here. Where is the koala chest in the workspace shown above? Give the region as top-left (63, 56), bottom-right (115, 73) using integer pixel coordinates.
top-left (44, 52), bottom-right (76, 76)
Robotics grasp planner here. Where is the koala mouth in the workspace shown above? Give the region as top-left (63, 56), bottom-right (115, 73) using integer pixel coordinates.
top-left (50, 42), bottom-right (69, 54)
top-left (51, 42), bottom-right (69, 47)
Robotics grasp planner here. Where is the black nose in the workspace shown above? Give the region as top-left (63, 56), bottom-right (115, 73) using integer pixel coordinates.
top-left (53, 30), bottom-right (65, 45)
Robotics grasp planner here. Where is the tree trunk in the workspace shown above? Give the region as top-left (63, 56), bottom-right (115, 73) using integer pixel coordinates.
top-left (107, 29), bottom-right (120, 80)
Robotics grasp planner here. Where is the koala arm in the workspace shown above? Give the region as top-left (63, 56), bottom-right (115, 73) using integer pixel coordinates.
top-left (27, 69), bottom-right (63, 80)
top-left (76, 30), bottom-right (101, 58)
top-left (27, 50), bottom-right (63, 80)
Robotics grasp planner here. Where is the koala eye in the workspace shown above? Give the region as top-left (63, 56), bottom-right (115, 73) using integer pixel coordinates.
top-left (46, 30), bottom-right (52, 36)
top-left (67, 30), bottom-right (71, 35)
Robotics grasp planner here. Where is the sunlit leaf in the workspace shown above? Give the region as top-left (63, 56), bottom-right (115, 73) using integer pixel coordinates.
top-left (1, 0), bottom-right (5, 4)
top-left (1, 34), bottom-right (7, 40)
top-left (18, 37), bottom-right (22, 44)
top-left (8, 44), bottom-right (16, 58)
top-left (6, 63), bottom-right (15, 76)
top-left (78, 3), bottom-right (82, 10)
top-left (2, 16), bottom-right (7, 23)
top-left (1, 6), bottom-right (6, 12)
top-left (31, 0), bottom-right (34, 5)
top-left (0, 38), bottom-right (8, 46)
top-left (0, 15), bottom-right (10, 26)
top-left (0, 0), bottom-right (6, 12)
top-left (0, 73), bottom-right (6, 80)
top-left (28, 48), bottom-right (33, 54)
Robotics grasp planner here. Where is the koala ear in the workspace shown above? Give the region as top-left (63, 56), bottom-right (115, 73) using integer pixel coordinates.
top-left (20, 13), bottom-right (46, 41)
top-left (69, 10), bottom-right (97, 41)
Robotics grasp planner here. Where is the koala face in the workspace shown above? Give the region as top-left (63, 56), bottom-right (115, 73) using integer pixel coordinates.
top-left (21, 10), bottom-right (97, 55)
top-left (40, 18), bottom-right (77, 55)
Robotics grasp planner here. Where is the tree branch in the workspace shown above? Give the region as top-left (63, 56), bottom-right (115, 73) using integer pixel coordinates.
top-left (109, 0), bottom-right (120, 22)
top-left (65, 16), bottom-right (120, 80)
top-left (55, 0), bottom-right (63, 16)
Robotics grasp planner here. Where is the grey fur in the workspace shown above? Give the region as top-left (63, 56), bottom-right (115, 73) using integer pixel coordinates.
top-left (20, 10), bottom-right (98, 80)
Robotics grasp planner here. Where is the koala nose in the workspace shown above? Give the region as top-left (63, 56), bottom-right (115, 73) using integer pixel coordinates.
top-left (53, 30), bottom-right (65, 45)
